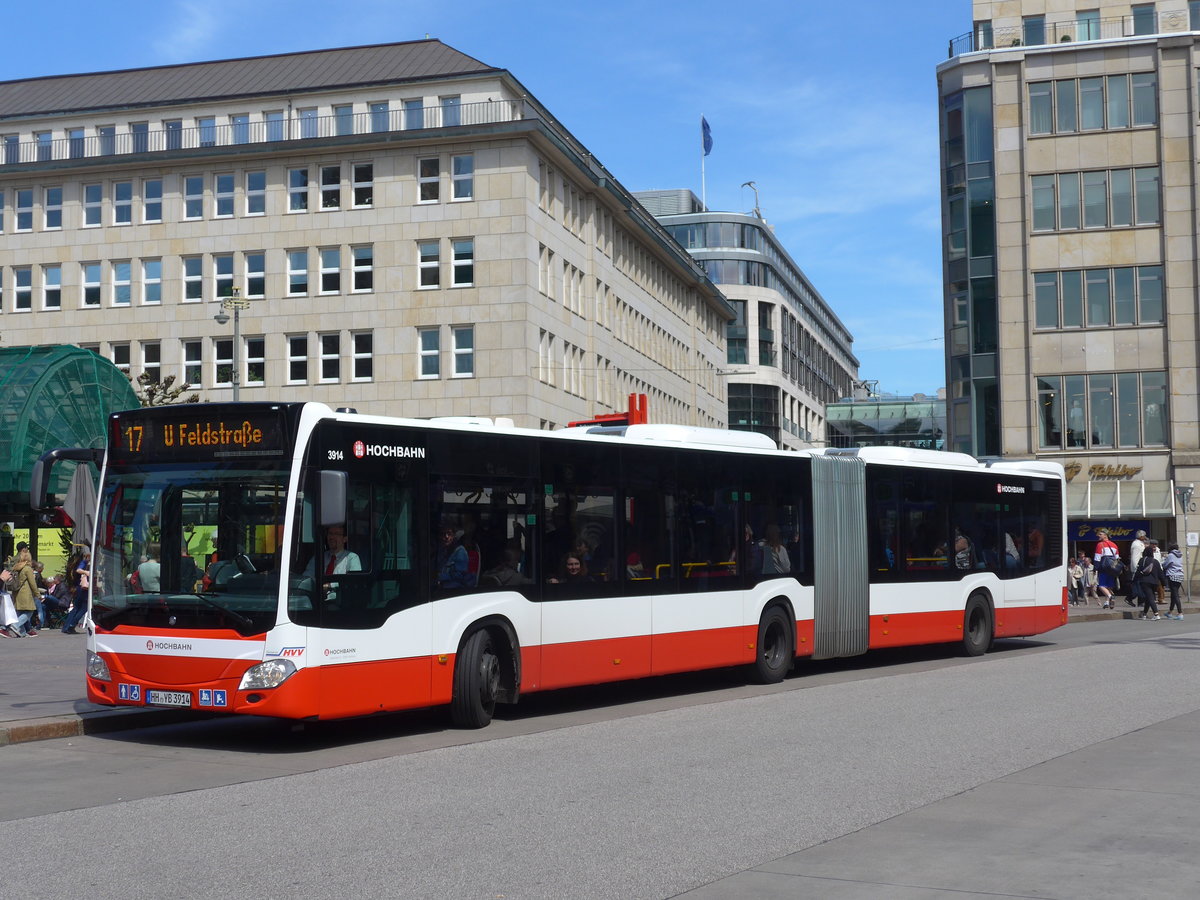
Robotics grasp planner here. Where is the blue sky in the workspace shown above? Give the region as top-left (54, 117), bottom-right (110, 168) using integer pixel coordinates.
top-left (2, 0), bottom-right (964, 397)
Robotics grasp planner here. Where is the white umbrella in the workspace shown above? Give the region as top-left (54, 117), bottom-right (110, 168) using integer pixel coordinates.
top-left (62, 462), bottom-right (97, 548)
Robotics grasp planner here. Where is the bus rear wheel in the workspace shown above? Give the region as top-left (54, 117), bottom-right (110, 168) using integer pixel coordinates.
top-left (451, 629), bottom-right (501, 728)
top-left (961, 595), bottom-right (993, 657)
top-left (753, 605), bottom-right (794, 684)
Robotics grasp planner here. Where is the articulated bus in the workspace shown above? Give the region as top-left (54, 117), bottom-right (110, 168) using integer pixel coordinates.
top-left (31, 402), bottom-right (1067, 728)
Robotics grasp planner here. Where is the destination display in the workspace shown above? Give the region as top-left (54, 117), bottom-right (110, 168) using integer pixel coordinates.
top-left (109, 408), bottom-right (289, 460)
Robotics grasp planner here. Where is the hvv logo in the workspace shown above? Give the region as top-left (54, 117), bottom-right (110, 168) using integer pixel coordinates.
top-left (266, 647), bottom-right (305, 658)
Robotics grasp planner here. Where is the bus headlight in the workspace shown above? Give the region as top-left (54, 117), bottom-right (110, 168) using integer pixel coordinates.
top-left (86, 650), bottom-right (111, 681)
top-left (239, 658), bottom-right (297, 690)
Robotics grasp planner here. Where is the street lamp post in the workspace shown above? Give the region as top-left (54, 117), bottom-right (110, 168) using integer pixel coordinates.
top-left (1177, 483), bottom-right (1195, 603)
top-left (213, 287), bottom-right (249, 401)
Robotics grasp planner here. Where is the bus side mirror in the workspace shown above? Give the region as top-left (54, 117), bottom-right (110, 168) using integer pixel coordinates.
top-left (319, 470), bottom-right (348, 527)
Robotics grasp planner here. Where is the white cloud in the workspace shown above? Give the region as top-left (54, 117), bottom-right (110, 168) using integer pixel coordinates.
top-left (152, 0), bottom-right (224, 62)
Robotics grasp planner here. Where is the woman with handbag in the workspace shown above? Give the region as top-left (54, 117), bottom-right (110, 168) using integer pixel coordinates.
top-left (1163, 543), bottom-right (1185, 620)
top-left (4, 547), bottom-right (40, 636)
top-left (1093, 529), bottom-right (1121, 609)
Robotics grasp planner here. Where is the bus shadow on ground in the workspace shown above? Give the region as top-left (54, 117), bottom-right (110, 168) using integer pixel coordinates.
top-left (88, 638), bottom-right (1057, 755)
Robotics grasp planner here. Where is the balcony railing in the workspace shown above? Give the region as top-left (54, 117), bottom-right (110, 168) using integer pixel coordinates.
top-left (949, 9), bottom-right (1191, 57)
top-left (0, 99), bottom-right (525, 166)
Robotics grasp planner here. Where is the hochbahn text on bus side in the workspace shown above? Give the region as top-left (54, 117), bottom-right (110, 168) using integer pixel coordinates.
top-left (30, 401), bottom-right (1068, 727)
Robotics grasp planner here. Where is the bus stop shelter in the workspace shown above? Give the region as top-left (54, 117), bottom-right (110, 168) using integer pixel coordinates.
top-left (0, 345), bottom-right (138, 562)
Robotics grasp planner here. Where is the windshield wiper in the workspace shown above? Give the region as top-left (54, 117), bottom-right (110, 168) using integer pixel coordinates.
top-left (187, 593), bottom-right (256, 631)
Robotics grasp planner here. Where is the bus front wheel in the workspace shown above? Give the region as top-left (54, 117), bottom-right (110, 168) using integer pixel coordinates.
top-left (451, 629), bottom-right (501, 728)
top-left (753, 605), bottom-right (794, 684)
top-left (961, 595), bottom-right (993, 657)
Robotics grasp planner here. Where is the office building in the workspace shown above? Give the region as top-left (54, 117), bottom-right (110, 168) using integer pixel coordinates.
top-left (939, 1), bottom-right (1199, 552)
top-left (636, 189), bottom-right (858, 449)
top-left (0, 41), bottom-right (730, 430)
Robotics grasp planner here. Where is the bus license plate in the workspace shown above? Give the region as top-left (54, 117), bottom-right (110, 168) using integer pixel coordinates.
top-left (146, 690), bottom-right (191, 708)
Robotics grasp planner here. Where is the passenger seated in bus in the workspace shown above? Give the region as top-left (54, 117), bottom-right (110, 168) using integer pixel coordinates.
top-left (1025, 524), bottom-right (1044, 568)
top-left (625, 552), bottom-right (647, 580)
top-left (548, 553), bottom-right (591, 584)
top-left (760, 524), bottom-right (791, 575)
top-left (435, 524), bottom-right (475, 589)
top-left (480, 548), bottom-right (531, 587)
top-left (953, 529), bottom-right (976, 570)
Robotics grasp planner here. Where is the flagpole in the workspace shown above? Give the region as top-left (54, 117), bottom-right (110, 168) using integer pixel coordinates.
top-left (700, 116), bottom-right (707, 210)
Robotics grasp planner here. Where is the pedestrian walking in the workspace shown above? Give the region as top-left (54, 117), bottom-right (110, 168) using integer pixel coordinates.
top-left (1163, 543), bottom-right (1185, 620)
top-left (1068, 557), bottom-right (1084, 605)
top-left (1093, 530), bottom-right (1121, 609)
top-left (1133, 550), bottom-right (1163, 620)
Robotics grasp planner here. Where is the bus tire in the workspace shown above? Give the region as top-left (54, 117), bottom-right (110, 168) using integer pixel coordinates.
top-left (451, 629), bottom-right (501, 728)
top-left (753, 605), bottom-right (794, 684)
top-left (961, 595), bottom-right (993, 657)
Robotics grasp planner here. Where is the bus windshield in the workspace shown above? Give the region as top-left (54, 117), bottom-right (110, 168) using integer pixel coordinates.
top-left (91, 460), bottom-right (293, 636)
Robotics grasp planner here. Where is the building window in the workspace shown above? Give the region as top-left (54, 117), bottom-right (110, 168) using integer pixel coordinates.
top-left (1132, 3), bottom-right (1156, 35)
top-left (42, 265), bottom-right (61, 310)
top-left (352, 331), bottom-right (373, 381)
top-left (83, 262), bottom-right (101, 307)
top-left (198, 116), bottom-right (216, 147)
top-left (334, 104), bottom-right (354, 136)
top-left (452, 239), bottom-right (474, 286)
top-left (214, 254), bottom-right (234, 299)
top-left (352, 163), bottom-right (373, 207)
top-left (418, 327), bottom-right (440, 378)
top-left (452, 325), bottom-right (474, 378)
top-left (68, 127), bottom-right (85, 158)
top-left (288, 250), bottom-right (309, 295)
top-left (1038, 372), bottom-right (1166, 449)
top-left (287, 335), bottom-right (308, 383)
top-left (14, 267), bottom-right (32, 311)
top-left (418, 241), bottom-right (440, 288)
top-left (142, 342), bottom-right (161, 383)
top-left (244, 252), bottom-right (265, 298)
top-left (214, 173), bottom-right (234, 217)
top-left (265, 110), bottom-right (284, 142)
top-left (184, 175), bottom-right (204, 219)
top-left (452, 154), bottom-right (474, 200)
top-left (15, 189), bottom-right (32, 231)
top-left (111, 343), bottom-right (131, 375)
top-left (112, 181), bottom-right (133, 225)
top-left (112, 261), bottom-right (132, 306)
top-left (370, 101), bottom-right (389, 133)
top-left (142, 259), bottom-right (162, 305)
top-left (352, 245), bottom-right (373, 292)
top-left (1193, 0), bottom-right (1200, 30)
top-left (246, 171), bottom-right (266, 215)
top-left (298, 108), bottom-right (318, 139)
top-left (246, 338), bottom-right (265, 386)
top-left (321, 165), bottom-right (340, 209)
top-left (83, 183), bottom-right (102, 226)
top-left (231, 113), bottom-right (249, 145)
top-left (1077, 9), bottom-right (1100, 40)
top-left (144, 179), bottom-right (163, 223)
top-left (441, 95), bottom-right (461, 127)
top-left (1031, 167), bottom-right (1159, 232)
top-left (129, 121), bottom-right (148, 153)
top-left (288, 168), bottom-right (309, 212)
top-left (183, 256), bottom-right (203, 302)
top-left (165, 119), bottom-right (182, 150)
top-left (36, 132), bottom-right (52, 161)
top-left (404, 98), bottom-right (424, 130)
top-left (183, 340), bottom-right (202, 387)
top-left (320, 248), bottom-right (341, 294)
top-left (1036, 265), bottom-right (1164, 329)
top-left (319, 333), bottom-right (340, 382)
top-left (214, 339), bottom-right (233, 387)
top-left (1028, 75), bottom-right (1156, 135)
top-left (1023, 15), bottom-right (1045, 45)
top-left (44, 186), bottom-right (63, 229)
top-left (418, 157), bottom-right (439, 202)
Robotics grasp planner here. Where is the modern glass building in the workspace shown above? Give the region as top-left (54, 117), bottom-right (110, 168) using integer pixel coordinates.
top-left (939, 1), bottom-right (1198, 566)
top-left (636, 189), bottom-right (859, 449)
top-left (826, 393), bottom-right (947, 450)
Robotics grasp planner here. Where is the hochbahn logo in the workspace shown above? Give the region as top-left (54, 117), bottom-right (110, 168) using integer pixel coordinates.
top-left (145, 640), bottom-right (193, 651)
top-left (997, 484), bottom-right (1026, 494)
top-left (353, 440), bottom-right (425, 459)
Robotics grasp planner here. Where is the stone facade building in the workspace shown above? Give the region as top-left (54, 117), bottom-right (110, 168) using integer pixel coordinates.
top-left (0, 41), bottom-right (730, 430)
top-left (940, 1), bottom-right (1199, 557)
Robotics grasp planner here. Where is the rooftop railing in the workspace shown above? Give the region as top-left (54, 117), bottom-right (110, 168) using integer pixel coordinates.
top-left (0, 98), bottom-right (525, 166)
top-left (949, 10), bottom-right (1191, 57)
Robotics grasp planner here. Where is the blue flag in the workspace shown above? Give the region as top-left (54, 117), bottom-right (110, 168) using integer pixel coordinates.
top-left (701, 117), bottom-right (712, 156)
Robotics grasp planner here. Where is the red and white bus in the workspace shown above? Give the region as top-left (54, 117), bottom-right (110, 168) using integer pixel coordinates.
top-left (32, 402), bottom-right (1067, 727)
